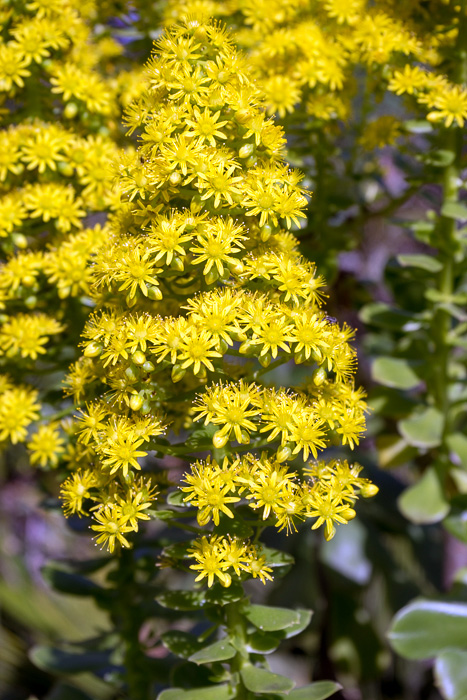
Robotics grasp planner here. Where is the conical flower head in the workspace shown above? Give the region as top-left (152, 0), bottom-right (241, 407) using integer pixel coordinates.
top-left (92, 17), bottom-right (309, 304)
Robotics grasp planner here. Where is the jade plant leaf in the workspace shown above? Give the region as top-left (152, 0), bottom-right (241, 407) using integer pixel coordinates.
top-left (161, 631), bottom-right (203, 660)
top-left (372, 356), bottom-right (421, 390)
top-left (30, 646), bottom-right (111, 675)
top-left (388, 599), bottom-right (467, 659)
top-left (398, 407), bottom-right (444, 448)
top-left (398, 466), bottom-right (450, 524)
top-left (189, 639), bottom-right (236, 665)
top-left (156, 590), bottom-right (205, 610)
top-left (240, 665), bottom-right (295, 693)
top-left (288, 681), bottom-right (343, 700)
top-left (244, 604), bottom-right (300, 632)
top-left (157, 685), bottom-right (235, 700)
top-left (397, 254), bottom-right (442, 272)
top-left (435, 649), bottom-right (467, 700)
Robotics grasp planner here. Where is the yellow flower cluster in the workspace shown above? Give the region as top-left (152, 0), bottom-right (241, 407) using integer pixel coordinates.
top-left (163, 0), bottom-right (466, 130)
top-left (0, 1), bottom-right (141, 460)
top-left (188, 535), bottom-right (273, 587)
top-left (0, 375), bottom-right (40, 444)
top-left (182, 454), bottom-right (375, 540)
top-left (59, 18), bottom-right (377, 586)
top-left (388, 65), bottom-right (467, 128)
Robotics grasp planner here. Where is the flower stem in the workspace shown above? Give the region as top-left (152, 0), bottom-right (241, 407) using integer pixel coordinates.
top-left (225, 600), bottom-right (252, 700)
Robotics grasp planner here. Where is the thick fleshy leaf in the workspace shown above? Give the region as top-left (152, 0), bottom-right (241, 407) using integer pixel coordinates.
top-left (241, 666), bottom-right (295, 693)
top-left (157, 685), bottom-right (235, 700)
top-left (41, 564), bottom-right (105, 598)
top-left (398, 467), bottom-right (449, 524)
top-left (398, 407), bottom-right (444, 448)
top-left (388, 599), bottom-right (467, 659)
top-left (161, 631), bottom-right (203, 660)
top-left (372, 357), bottom-right (421, 390)
top-left (246, 630), bottom-right (283, 654)
top-left (376, 434), bottom-right (418, 469)
top-left (156, 590), bottom-right (205, 610)
top-left (283, 609), bottom-right (313, 639)
top-left (205, 582), bottom-right (244, 606)
top-left (244, 605), bottom-right (300, 632)
top-left (45, 684), bottom-right (94, 700)
top-left (260, 547), bottom-right (295, 569)
top-left (30, 646), bottom-right (111, 675)
top-left (404, 120), bottom-right (433, 133)
top-left (397, 254), bottom-right (442, 272)
top-left (435, 650), bottom-right (467, 700)
top-left (441, 202), bottom-right (467, 221)
top-left (359, 303), bottom-right (416, 331)
top-left (448, 434), bottom-right (467, 469)
top-left (189, 639), bottom-right (236, 665)
top-left (288, 681), bottom-right (343, 700)
top-left (444, 501), bottom-right (467, 543)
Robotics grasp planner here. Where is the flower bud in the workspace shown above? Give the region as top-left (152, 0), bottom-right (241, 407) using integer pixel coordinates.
top-left (132, 350), bottom-right (146, 365)
top-left (276, 444), bottom-right (292, 462)
top-left (129, 393), bottom-right (144, 411)
top-left (239, 143), bottom-right (254, 159)
top-left (213, 431), bottom-right (229, 449)
top-left (312, 366), bottom-right (327, 386)
top-left (84, 341), bottom-right (102, 358)
top-left (360, 483), bottom-right (379, 498)
top-left (171, 364), bottom-right (186, 383)
top-left (259, 352), bottom-right (272, 368)
top-left (148, 285), bottom-right (162, 300)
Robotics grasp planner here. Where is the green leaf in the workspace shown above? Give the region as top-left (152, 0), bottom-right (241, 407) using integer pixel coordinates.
top-left (398, 407), bottom-right (444, 448)
top-left (240, 666), bottom-right (295, 693)
top-left (45, 684), bottom-right (94, 700)
top-left (41, 565), bottom-right (106, 598)
top-left (30, 646), bottom-right (110, 675)
top-left (441, 202), bottom-right (467, 221)
top-left (404, 119), bottom-right (433, 133)
top-left (376, 434), bottom-right (418, 468)
top-left (189, 639), bottom-right (236, 664)
top-left (244, 605), bottom-right (300, 632)
top-left (157, 685), bottom-right (235, 700)
top-left (359, 303), bottom-right (416, 331)
top-left (424, 150), bottom-right (456, 167)
top-left (246, 630), bottom-right (283, 654)
top-left (398, 467), bottom-right (449, 524)
top-left (205, 581), bottom-right (244, 606)
top-left (161, 631), bottom-right (203, 660)
top-left (388, 599), bottom-right (467, 659)
top-left (444, 506), bottom-right (467, 543)
top-left (156, 590), bottom-right (205, 610)
top-left (448, 434), bottom-right (467, 468)
top-left (435, 650), bottom-right (467, 700)
top-left (260, 547), bottom-right (295, 569)
top-left (372, 357), bottom-right (421, 390)
top-left (288, 681), bottom-right (343, 700)
top-left (282, 609), bottom-right (313, 639)
top-left (167, 490), bottom-right (188, 506)
top-left (397, 254), bottom-right (443, 272)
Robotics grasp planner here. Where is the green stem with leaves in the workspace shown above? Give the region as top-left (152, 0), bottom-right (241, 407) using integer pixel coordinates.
top-left (225, 601), bottom-right (252, 700)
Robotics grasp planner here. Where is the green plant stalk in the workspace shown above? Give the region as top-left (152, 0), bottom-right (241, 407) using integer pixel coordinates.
top-left (431, 4), bottom-right (467, 458)
top-left (116, 548), bottom-right (153, 700)
top-left (225, 600), bottom-right (252, 700)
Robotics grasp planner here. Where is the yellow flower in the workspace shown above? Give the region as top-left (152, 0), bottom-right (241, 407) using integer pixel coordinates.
top-left (0, 43), bottom-right (31, 91)
top-left (28, 423), bottom-right (65, 468)
top-left (388, 64), bottom-right (428, 95)
top-left (427, 84), bottom-right (467, 128)
top-left (0, 313), bottom-right (63, 360)
top-left (0, 386), bottom-right (40, 444)
top-left (91, 504), bottom-right (134, 553)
